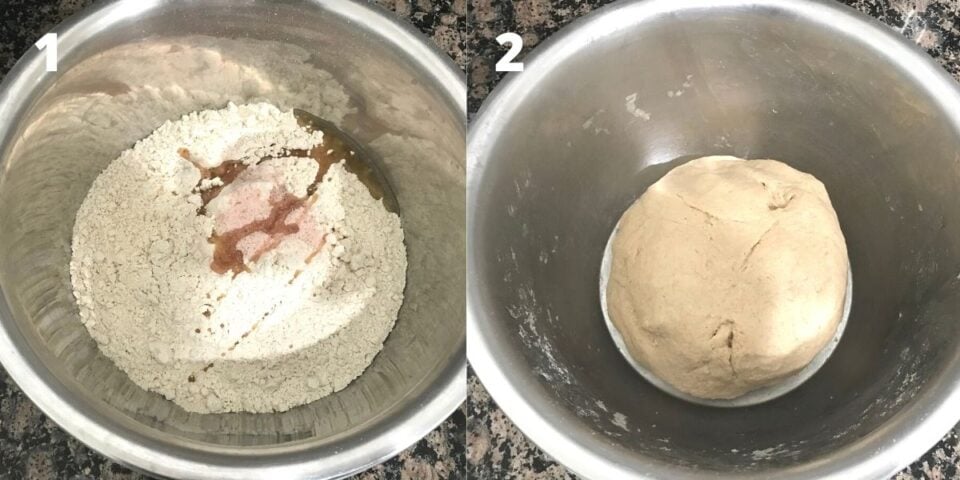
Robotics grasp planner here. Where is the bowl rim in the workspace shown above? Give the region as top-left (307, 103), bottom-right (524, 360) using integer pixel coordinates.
top-left (0, 0), bottom-right (466, 478)
top-left (467, 0), bottom-right (960, 478)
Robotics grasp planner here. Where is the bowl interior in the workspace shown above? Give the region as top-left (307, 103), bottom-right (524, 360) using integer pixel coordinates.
top-left (0, 0), bottom-right (464, 455)
top-left (470, 2), bottom-right (960, 476)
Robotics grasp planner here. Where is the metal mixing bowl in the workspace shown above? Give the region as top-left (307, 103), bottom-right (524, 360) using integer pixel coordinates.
top-left (0, 1), bottom-right (465, 478)
top-left (468, 0), bottom-right (960, 478)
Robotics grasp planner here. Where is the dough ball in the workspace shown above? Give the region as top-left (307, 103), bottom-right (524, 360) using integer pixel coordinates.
top-left (606, 156), bottom-right (848, 400)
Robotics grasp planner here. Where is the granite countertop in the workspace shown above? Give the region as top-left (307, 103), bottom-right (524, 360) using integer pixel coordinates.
top-left (0, 0), bottom-right (465, 479)
top-left (466, 0), bottom-right (960, 479)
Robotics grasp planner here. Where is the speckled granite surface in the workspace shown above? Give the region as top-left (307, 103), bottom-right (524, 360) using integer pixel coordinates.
top-left (0, 0), bottom-right (465, 479)
top-left (466, 0), bottom-right (960, 479)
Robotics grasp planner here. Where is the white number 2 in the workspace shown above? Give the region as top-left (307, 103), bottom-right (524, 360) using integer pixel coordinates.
top-left (496, 33), bottom-right (524, 72)
top-left (35, 33), bottom-right (58, 72)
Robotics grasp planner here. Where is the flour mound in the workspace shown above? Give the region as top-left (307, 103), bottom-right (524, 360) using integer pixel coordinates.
top-left (70, 102), bottom-right (406, 413)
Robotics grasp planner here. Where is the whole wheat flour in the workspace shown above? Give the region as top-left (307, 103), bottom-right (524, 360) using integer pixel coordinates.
top-left (69, 102), bottom-right (406, 413)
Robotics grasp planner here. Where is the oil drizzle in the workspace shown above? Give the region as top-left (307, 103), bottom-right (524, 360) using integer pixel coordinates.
top-left (293, 109), bottom-right (398, 213)
top-left (179, 148), bottom-right (251, 216)
top-left (208, 192), bottom-right (322, 275)
top-left (177, 111), bottom-right (394, 278)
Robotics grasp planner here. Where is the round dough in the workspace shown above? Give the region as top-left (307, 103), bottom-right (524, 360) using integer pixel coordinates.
top-left (606, 156), bottom-right (848, 400)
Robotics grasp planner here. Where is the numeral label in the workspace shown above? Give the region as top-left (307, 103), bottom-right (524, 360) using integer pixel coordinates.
top-left (36, 33), bottom-right (58, 72)
top-left (496, 33), bottom-right (524, 72)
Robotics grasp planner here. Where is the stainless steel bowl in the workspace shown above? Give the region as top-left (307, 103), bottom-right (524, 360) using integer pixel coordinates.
top-left (468, 0), bottom-right (960, 478)
top-left (0, 1), bottom-right (465, 478)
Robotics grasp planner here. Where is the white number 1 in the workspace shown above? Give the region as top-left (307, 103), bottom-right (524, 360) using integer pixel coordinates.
top-left (496, 33), bottom-right (524, 72)
top-left (36, 33), bottom-right (58, 72)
